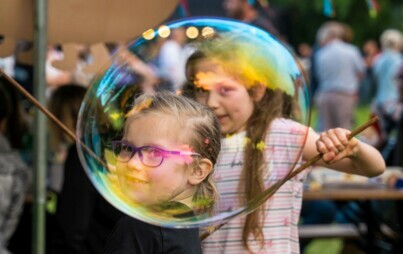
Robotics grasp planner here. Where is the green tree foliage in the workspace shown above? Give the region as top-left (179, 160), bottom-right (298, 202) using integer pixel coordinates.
top-left (270, 0), bottom-right (403, 49)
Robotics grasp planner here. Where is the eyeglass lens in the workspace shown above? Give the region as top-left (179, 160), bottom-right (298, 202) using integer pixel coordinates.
top-left (113, 142), bottom-right (165, 167)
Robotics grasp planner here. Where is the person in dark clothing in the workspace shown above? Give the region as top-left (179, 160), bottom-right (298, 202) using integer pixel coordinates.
top-left (105, 213), bottom-right (202, 254)
top-left (49, 84), bottom-right (124, 254)
top-left (53, 145), bottom-right (124, 254)
top-left (0, 77), bottom-right (31, 254)
top-left (394, 63), bottom-right (403, 167)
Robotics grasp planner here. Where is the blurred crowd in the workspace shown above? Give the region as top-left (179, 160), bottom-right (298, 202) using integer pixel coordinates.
top-left (306, 22), bottom-right (403, 167)
top-left (296, 21), bottom-right (403, 254)
top-left (0, 0), bottom-right (402, 253)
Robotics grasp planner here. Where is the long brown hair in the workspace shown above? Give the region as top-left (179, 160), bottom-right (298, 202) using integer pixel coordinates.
top-left (240, 88), bottom-right (286, 250)
top-left (185, 36), bottom-right (297, 251)
top-left (48, 84), bottom-right (87, 149)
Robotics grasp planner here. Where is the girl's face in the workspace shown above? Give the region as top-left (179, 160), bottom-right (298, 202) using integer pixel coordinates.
top-left (115, 114), bottom-right (197, 206)
top-left (193, 60), bottom-right (255, 135)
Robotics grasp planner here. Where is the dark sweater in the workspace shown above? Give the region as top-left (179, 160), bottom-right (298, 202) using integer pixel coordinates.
top-left (52, 145), bottom-right (124, 254)
top-left (104, 216), bottom-right (202, 254)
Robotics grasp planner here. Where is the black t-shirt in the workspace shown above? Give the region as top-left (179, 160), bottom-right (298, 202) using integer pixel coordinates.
top-left (104, 216), bottom-right (202, 254)
top-left (53, 145), bottom-right (124, 254)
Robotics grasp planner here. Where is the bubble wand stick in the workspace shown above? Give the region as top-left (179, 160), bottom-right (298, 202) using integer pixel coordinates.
top-left (0, 68), bottom-right (106, 167)
top-left (200, 116), bottom-right (378, 240)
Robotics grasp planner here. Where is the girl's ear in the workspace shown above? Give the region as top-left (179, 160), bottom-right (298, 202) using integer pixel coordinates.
top-left (251, 84), bottom-right (266, 102)
top-left (188, 158), bottom-right (213, 185)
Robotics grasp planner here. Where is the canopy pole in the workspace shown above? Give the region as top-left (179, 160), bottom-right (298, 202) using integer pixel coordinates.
top-left (32, 0), bottom-right (47, 253)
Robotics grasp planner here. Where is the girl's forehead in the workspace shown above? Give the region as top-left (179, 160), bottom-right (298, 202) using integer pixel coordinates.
top-left (128, 113), bottom-right (180, 132)
top-left (195, 58), bottom-right (245, 83)
top-left (126, 113), bottom-right (191, 146)
top-left (195, 58), bottom-right (223, 73)
top-left (194, 62), bottom-right (245, 90)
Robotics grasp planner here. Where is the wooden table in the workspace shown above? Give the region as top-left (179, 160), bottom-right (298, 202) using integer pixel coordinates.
top-left (304, 188), bottom-right (403, 201)
top-left (302, 186), bottom-right (403, 253)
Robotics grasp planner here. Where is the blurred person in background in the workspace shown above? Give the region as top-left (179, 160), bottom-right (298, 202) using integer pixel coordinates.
top-left (359, 39), bottom-right (381, 106)
top-left (12, 41), bottom-right (34, 96)
top-left (45, 43), bottom-right (99, 97)
top-left (46, 45), bottom-right (73, 94)
top-left (372, 29), bottom-right (403, 158)
top-left (394, 63), bottom-right (403, 166)
top-left (70, 44), bottom-right (96, 87)
top-left (315, 21), bottom-right (365, 131)
top-left (49, 84), bottom-right (124, 254)
top-left (158, 27), bottom-right (191, 92)
top-left (340, 23), bottom-right (354, 43)
top-left (118, 47), bottom-right (159, 93)
top-left (0, 79), bottom-right (31, 254)
top-left (0, 36), bottom-right (15, 78)
top-left (296, 42), bottom-right (312, 81)
top-left (309, 24), bottom-right (328, 115)
top-left (363, 39), bottom-right (381, 71)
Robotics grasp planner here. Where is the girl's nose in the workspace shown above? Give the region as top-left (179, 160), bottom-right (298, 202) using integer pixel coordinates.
top-left (127, 153), bottom-right (143, 170)
top-left (206, 92), bottom-right (219, 109)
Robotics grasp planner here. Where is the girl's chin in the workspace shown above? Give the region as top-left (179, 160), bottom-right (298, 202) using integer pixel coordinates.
top-left (126, 193), bottom-right (154, 206)
top-left (120, 185), bottom-right (153, 205)
top-left (220, 125), bottom-right (234, 135)
top-left (221, 128), bottom-right (246, 136)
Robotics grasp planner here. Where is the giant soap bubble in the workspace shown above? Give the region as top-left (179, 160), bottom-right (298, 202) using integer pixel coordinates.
top-left (76, 17), bottom-right (311, 228)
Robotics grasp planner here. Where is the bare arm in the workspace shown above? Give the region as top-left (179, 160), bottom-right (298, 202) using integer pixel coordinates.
top-left (303, 128), bottom-right (385, 177)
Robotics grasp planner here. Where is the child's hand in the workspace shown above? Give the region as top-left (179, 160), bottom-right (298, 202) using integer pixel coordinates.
top-left (316, 128), bottom-right (359, 164)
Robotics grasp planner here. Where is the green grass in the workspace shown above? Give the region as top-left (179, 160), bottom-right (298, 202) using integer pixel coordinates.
top-left (304, 239), bottom-right (343, 254)
top-left (310, 105), bottom-right (372, 130)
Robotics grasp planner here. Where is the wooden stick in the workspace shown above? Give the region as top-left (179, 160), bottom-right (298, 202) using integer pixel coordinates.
top-left (1, 69), bottom-right (77, 141)
top-left (287, 116), bottom-right (379, 179)
top-left (200, 116), bottom-right (379, 240)
top-left (0, 69), bottom-right (106, 168)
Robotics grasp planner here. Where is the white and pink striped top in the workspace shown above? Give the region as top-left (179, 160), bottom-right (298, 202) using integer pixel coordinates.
top-left (202, 118), bottom-right (310, 254)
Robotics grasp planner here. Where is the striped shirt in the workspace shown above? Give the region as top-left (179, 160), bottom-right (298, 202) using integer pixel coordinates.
top-left (202, 118), bottom-right (309, 254)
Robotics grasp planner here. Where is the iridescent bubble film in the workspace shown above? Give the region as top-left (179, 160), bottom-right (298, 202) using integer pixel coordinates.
top-left (76, 18), bottom-right (311, 228)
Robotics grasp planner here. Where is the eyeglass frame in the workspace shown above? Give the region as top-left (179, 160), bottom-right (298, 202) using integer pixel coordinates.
top-left (111, 140), bottom-right (201, 168)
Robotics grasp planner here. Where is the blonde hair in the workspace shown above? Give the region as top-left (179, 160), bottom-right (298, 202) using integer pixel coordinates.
top-left (316, 21), bottom-right (344, 45)
top-left (125, 91), bottom-right (221, 214)
top-left (380, 29), bottom-right (403, 51)
top-left (185, 35), bottom-right (297, 252)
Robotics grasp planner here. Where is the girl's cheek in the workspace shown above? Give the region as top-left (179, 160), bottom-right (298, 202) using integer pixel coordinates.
top-left (146, 170), bottom-right (158, 182)
top-left (183, 156), bottom-right (195, 164)
top-left (165, 156), bottom-right (190, 165)
top-left (116, 162), bottom-right (126, 173)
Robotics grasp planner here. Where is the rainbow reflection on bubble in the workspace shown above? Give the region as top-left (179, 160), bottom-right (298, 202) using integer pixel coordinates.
top-left (76, 17), bottom-right (311, 228)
